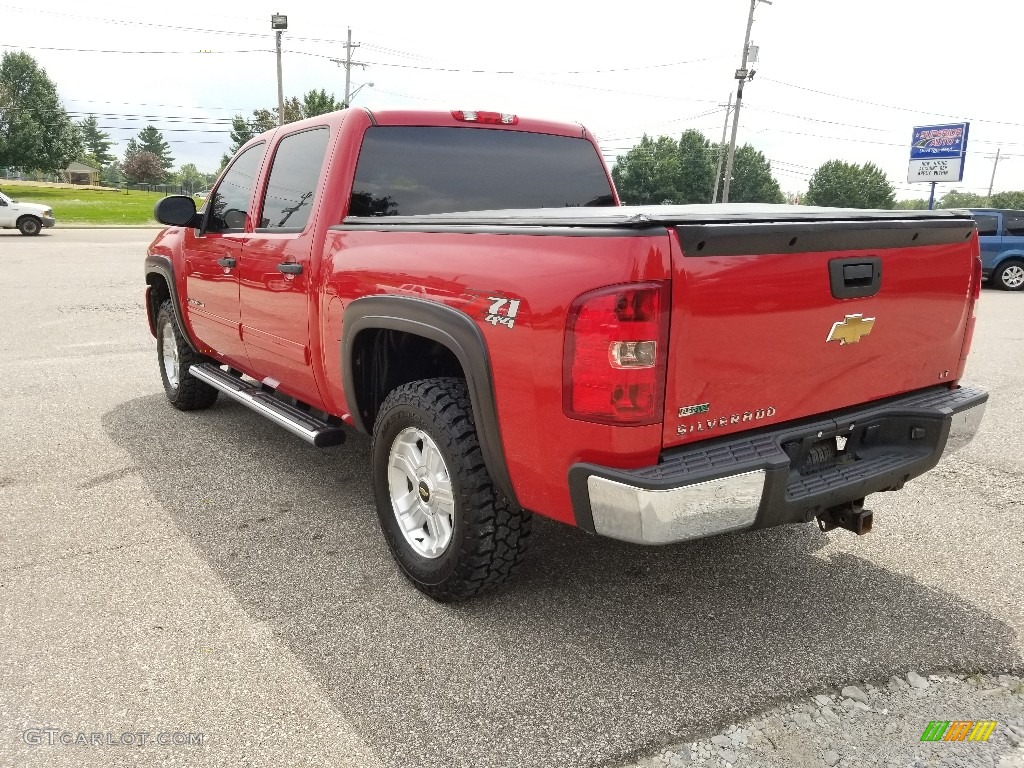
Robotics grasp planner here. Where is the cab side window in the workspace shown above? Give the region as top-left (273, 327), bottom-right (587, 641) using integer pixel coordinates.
top-left (208, 143), bottom-right (266, 232)
top-left (257, 127), bottom-right (330, 232)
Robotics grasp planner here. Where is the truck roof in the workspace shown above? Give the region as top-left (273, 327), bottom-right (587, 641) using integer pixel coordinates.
top-left (365, 109), bottom-right (588, 138)
top-left (246, 108), bottom-right (590, 143)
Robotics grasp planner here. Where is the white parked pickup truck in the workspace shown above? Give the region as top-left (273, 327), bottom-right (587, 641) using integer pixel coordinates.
top-left (0, 190), bottom-right (56, 235)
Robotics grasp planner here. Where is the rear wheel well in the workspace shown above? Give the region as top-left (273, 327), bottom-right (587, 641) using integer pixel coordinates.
top-left (351, 328), bottom-right (464, 431)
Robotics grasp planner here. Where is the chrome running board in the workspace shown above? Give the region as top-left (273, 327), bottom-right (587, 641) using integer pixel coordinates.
top-left (189, 363), bottom-right (346, 448)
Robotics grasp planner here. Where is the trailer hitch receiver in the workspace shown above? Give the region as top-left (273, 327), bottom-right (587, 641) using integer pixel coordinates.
top-left (817, 499), bottom-right (873, 535)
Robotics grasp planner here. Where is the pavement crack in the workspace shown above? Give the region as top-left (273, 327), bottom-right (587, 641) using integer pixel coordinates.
top-left (0, 536), bottom-right (170, 574)
top-left (76, 466), bottom-right (137, 490)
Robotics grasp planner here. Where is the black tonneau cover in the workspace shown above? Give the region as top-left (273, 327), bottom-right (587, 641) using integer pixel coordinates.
top-left (342, 203), bottom-right (975, 229)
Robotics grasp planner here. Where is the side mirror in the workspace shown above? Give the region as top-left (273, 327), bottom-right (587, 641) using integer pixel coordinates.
top-left (154, 195), bottom-right (201, 227)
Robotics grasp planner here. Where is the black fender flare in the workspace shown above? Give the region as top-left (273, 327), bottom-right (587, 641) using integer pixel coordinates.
top-left (341, 295), bottom-right (519, 508)
top-left (144, 254), bottom-right (198, 353)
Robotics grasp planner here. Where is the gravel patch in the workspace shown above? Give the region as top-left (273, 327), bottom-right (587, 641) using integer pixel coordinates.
top-left (623, 672), bottom-right (1024, 768)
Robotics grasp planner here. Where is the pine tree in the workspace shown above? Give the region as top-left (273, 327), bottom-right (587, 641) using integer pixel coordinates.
top-left (78, 114), bottom-right (114, 167)
top-left (135, 125), bottom-right (174, 176)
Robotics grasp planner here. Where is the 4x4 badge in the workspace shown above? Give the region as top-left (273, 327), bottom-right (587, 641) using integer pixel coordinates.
top-left (827, 314), bottom-right (875, 345)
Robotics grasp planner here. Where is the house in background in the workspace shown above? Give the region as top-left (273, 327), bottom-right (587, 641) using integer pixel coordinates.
top-left (65, 161), bottom-right (101, 185)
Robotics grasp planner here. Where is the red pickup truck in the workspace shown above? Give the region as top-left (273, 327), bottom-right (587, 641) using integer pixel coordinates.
top-left (146, 108), bottom-right (987, 600)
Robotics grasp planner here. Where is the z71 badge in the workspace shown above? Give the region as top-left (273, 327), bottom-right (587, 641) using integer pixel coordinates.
top-left (465, 291), bottom-right (524, 329)
top-left (484, 296), bottom-right (521, 328)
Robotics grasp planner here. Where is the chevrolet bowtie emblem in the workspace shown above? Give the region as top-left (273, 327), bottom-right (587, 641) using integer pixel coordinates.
top-left (827, 314), bottom-right (876, 345)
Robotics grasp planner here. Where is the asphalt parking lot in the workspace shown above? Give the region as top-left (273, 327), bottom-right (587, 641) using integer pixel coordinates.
top-left (1, 229), bottom-right (1022, 768)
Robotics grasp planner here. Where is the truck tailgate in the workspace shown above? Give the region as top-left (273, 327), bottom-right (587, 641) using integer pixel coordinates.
top-left (664, 216), bottom-right (977, 448)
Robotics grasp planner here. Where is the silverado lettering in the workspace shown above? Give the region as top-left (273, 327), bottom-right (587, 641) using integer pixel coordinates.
top-left (144, 107), bottom-right (987, 601)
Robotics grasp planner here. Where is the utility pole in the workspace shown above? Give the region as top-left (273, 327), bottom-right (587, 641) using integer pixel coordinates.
top-left (271, 13), bottom-right (288, 126)
top-left (722, 0), bottom-right (771, 203)
top-left (344, 27), bottom-right (355, 107)
top-left (330, 28), bottom-right (367, 108)
top-left (713, 93), bottom-right (733, 203)
top-left (986, 147), bottom-right (1003, 199)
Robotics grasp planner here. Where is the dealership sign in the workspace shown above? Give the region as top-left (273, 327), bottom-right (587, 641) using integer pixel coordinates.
top-left (908, 123), bottom-right (969, 183)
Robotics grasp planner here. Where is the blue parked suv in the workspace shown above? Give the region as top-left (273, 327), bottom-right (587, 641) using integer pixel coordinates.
top-left (968, 209), bottom-right (1024, 290)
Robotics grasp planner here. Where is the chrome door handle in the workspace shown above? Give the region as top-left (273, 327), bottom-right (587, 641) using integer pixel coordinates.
top-left (216, 257), bottom-right (236, 268)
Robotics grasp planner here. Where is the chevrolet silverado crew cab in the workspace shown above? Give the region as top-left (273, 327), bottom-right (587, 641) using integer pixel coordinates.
top-left (145, 108), bottom-right (987, 601)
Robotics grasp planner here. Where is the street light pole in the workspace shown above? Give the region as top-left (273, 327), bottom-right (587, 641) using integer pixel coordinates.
top-left (722, 0), bottom-right (770, 204)
top-left (271, 13), bottom-right (288, 126)
top-left (348, 82), bottom-right (374, 105)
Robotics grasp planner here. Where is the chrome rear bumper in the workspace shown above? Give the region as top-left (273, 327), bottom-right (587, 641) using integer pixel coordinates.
top-left (569, 386), bottom-right (987, 545)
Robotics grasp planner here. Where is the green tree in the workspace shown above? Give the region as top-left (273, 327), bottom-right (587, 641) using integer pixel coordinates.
top-left (221, 115), bottom-right (255, 170)
top-left (989, 191), bottom-right (1024, 209)
top-left (804, 160), bottom-right (895, 209)
top-left (937, 190), bottom-right (987, 209)
top-left (101, 159), bottom-right (123, 187)
top-left (303, 88), bottom-right (343, 117)
top-left (250, 97), bottom-right (303, 134)
top-left (725, 145), bottom-right (785, 204)
top-left (612, 135), bottom-right (683, 204)
top-left (78, 114), bottom-right (114, 167)
top-left (177, 163), bottom-right (205, 194)
top-left (675, 130), bottom-right (716, 204)
top-left (76, 151), bottom-right (100, 170)
top-left (612, 131), bottom-right (784, 205)
top-left (228, 115), bottom-right (254, 153)
top-left (135, 125), bottom-right (174, 176)
top-left (221, 89), bottom-right (346, 168)
top-left (124, 150), bottom-right (164, 184)
top-left (0, 50), bottom-right (81, 173)
top-left (894, 198), bottom-right (929, 210)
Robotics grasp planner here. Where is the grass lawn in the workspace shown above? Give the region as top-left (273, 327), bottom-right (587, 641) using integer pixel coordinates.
top-left (0, 182), bottom-right (168, 226)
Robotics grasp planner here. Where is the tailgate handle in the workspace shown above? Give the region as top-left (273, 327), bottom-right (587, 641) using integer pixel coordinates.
top-left (843, 263), bottom-right (874, 284)
top-left (829, 257), bottom-right (881, 299)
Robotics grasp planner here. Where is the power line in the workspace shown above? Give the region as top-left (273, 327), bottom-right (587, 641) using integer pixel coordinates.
top-left (1, 43), bottom-right (271, 55)
top-left (761, 77), bottom-right (1024, 129)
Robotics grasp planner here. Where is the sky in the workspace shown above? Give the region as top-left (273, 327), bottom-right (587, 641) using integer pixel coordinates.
top-left (5, 0), bottom-right (1022, 200)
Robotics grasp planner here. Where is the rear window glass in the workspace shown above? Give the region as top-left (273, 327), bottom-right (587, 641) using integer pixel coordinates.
top-left (972, 214), bottom-right (999, 237)
top-left (349, 126), bottom-right (614, 216)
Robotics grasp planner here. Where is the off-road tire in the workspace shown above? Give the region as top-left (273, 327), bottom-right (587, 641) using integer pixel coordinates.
top-left (155, 299), bottom-right (219, 410)
top-left (371, 377), bottom-right (531, 601)
top-left (17, 216), bottom-right (41, 236)
top-left (993, 259), bottom-right (1024, 291)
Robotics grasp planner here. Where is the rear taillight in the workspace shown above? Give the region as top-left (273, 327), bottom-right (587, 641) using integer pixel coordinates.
top-left (563, 282), bottom-right (669, 425)
top-left (451, 110), bottom-right (518, 125)
top-left (970, 253), bottom-right (982, 317)
top-left (954, 249), bottom-right (987, 378)
top-left (959, 253), bottom-right (983, 366)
